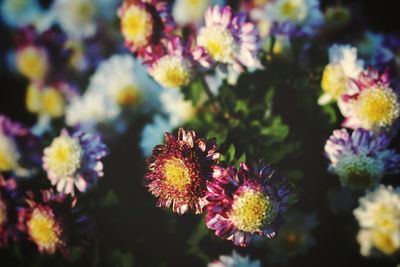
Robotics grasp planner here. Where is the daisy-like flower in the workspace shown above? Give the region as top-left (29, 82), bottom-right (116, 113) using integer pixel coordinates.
top-left (340, 68), bottom-right (400, 132)
top-left (118, 0), bottom-right (174, 53)
top-left (53, 0), bottom-right (97, 39)
top-left (206, 162), bottom-right (291, 247)
top-left (208, 251), bottom-right (261, 267)
top-left (160, 88), bottom-right (197, 126)
top-left (318, 44), bottom-right (364, 105)
top-left (15, 45), bottom-right (49, 82)
top-left (145, 128), bottom-right (219, 214)
top-left (1, 0), bottom-right (41, 28)
top-left (265, 0), bottom-right (323, 36)
top-left (149, 37), bottom-right (193, 89)
top-left (43, 129), bottom-right (108, 195)
top-left (87, 54), bottom-right (161, 112)
top-left (354, 185), bottom-right (400, 256)
top-left (0, 176), bottom-right (25, 247)
top-left (140, 115), bottom-right (173, 157)
top-left (196, 6), bottom-right (260, 73)
top-left (324, 128), bottom-right (400, 189)
top-left (23, 190), bottom-right (92, 254)
top-left (172, 0), bottom-right (211, 26)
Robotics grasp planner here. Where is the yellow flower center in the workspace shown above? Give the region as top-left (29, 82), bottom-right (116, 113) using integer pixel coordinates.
top-left (0, 199), bottom-right (7, 227)
top-left (321, 64), bottom-right (347, 100)
top-left (163, 158), bottom-right (191, 192)
top-left (197, 26), bottom-right (236, 63)
top-left (45, 135), bottom-right (83, 177)
top-left (372, 230), bottom-right (399, 255)
top-left (27, 208), bottom-right (60, 251)
top-left (0, 132), bottom-right (20, 172)
top-left (16, 46), bottom-right (48, 81)
top-left (26, 85), bottom-right (65, 118)
top-left (116, 85), bottom-right (141, 106)
top-left (229, 189), bottom-right (270, 233)
top-left (354, 87), bottom-right (400, 129)
top-left (121, 5), bottom-right (153, 47)
top-left (73, 0), bottom-right (96, 23)
top-left (371, 204), bottom-right (399, 233)
top-left (152, 55), bottom-right (191, 88)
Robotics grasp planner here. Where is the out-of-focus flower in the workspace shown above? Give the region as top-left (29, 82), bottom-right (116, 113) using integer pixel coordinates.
top-left (15, 45), bottom-right (49, 82)
top-left (324, 128), bottom-right (400, 189)
top-left (354, 185), bottom-right (400, 256)
top-left (358, 32), bottom-right (395, 68)
top-left (140, 115), bottom-right (172, 157)
top-left (319, 44), bottom-right (364, 105)
top-left (23, 190), bottom-right (92, 255)
top-left (43, 129), bottom-right (108, 195)
top-left (172, 0), bottom-right (211, 26)
top-left (1, 0), bottom-right (41, 28)
top-left (145, 128), bottom-right (219, 214)
top-left (323, 6), bottom-right (350, 31)
top-left (160, 89), bottom-right (197, 126)
top-left (265, 0), bottom-right (323, 36)
top-left (196, 5), bottom-right (260, 77)
top-left (87, 54), bottom-right (161, 112)
top-left (0, 176), bottom-right (25, 247)
top-left (340, 68), bottom-right (400, 132)
top-left (118, 0), bottom-right (174, 53)
top-left (262, 211), bottom-right (318, 264)
top-left (206, 162), bottom-right (291, 247)
top-left (208, 251), bottom-right (261, 267)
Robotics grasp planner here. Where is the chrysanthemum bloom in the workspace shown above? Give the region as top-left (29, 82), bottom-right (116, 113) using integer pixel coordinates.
top-left (196, 6), bottom-right (260, 74)
top-left (0, 0), bottom-right (41, 28)
top-left (118, 0), bottom-right (174, 53)
top-left (318, 44), bottom-right (364, 105)
top-left (206, 162), bottom-right (292, 247)
top-left (145, 128), bottom-right (219, 214)
top-left (43, 129), bottom-right (108, 195)
top-left (208, 251), bottom-right (261, 267)
top-left (0, 176), bottom-right (25, 247)
top-left (149, 37), bottom-right (193, 89)
top-left (26, 83), bottom-right (66, 119)
top-left (358, 32), bottom-right (396, 68)
top-left (324, 128), bottom-right (400, 189)
top-left (340, 68), bottom-right (400, 132)
top-left (172, 0), bottom-right (211, 26)
top-left (159, 88), bottom-right (196, 126)
top-left (354, 185), bottom-right (400, 256)
top-left (265, 0), bottom-right (323, 36)
top-left (24, 190), bottom-right (92, 255)
top-left (16, 45), bottom-right (49, 82)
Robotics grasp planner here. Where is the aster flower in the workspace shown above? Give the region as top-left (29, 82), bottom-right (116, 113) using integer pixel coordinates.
top-left (318, 44), bottom-right (364, 105)
top-left (23, 190), bottom-right (93, 255)
top-left (265, 0), bottom-right (323, 36)
top-left (87, 54), bottom-right (161, 112)
top-left (172, 0), bottom-right (212, 26)
top-left (0, 0), bottom-right (41, 28)
top-left (354, 185), bottom-right (400, 256)
top-left (206, 162), bottom-right (292, 247)
top-left (118, 0), bottom-right (174, 54)
top-left (340, 68), bottom-right (400, 132)
top-left (140, 115), bottom-right (173, 157)
top-left (0, 176), bottom-right (25, 247)
top-left (15, 45), bottom-right (49, 82)
top-left (195, 5), bottom-right (261, 76)
top-left (43, 129), bottom-right (108, 195)
top-left (160, 88), bottom-right (197, 126)
top-left (324, 128), bottom-right (400, 189)
top-left (145, 128), bottom-right (219, 214)
top-left (208, 251), bottom-right (261, 267)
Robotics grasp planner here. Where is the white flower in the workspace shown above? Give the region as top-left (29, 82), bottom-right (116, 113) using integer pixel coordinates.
top-left (357, 228), bottom-right (400, 256)
top-left (87, 54), bottom-right (161, 113)
top-left (208, 251), bottom-right (261, 267)
top-left (328, 44), bottom-right (364, 79)
top-left (140, 115), bottom-right (172, 157)
top-left (1, 0), bottom-right (41, 28)
top-left (173, 0), bottom-right (211, 25)
top-left (159, 89), bottom-right (196, 127)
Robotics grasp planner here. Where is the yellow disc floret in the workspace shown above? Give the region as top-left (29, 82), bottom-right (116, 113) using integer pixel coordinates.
top-left (151, 55), bottom-right (191, 88)
top-left (163, 158), bottom-right (191, 192)
top-left (354, 87), bottom-right (400, 129)
top-left (371, 203), bottom-right (399, 233)
top-left (26, 85), bottom-right (65, 118)
top-left (230, 189), bottom-right (270, 233)
top-left (16, 46), bottom-right (48, 81)
top-left (372, 230), bottom-right (399, 255)
top-left (278, 0), bottom-right (307, 22)
top-left (115, 84), bottom-right (141, 106)
top-left (197, 26), bottom-right (236, 63)
top-left (73, 0), bottom-right (96, 24)
top-left (0, 132), bottom-right (20, 172)
top-left (27, 208), bottom-right (61, 253)
top-left (44, 134), bottom-right (83, 178)
top-left (321, 63), bottom-right (348, 100)
top-left (121, 5), bottom-right (153, 47)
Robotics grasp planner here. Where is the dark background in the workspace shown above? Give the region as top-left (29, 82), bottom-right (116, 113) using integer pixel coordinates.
top-left (1, 0), bottom-right (400, 266)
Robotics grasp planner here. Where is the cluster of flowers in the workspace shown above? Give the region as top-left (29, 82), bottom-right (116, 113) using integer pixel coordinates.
top-left (320, 43), bottom-right (400, 256)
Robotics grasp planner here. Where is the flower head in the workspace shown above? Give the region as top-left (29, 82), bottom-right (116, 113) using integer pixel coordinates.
top-left (206, 162), bottom-right (291, 246)
top-left (1, 0), bottom-right (41, 28)
top-left (324, 128), bottom-right (400, 189)
top-left (196, 6), bottom-right (260, 72)
top-left (145, 128), bottom-right (219, 214)
top-left (172, 0), bottom-right (211, 26)
top-left (208, 251), bottom-right (261, 267)
top-left (43, 129), bottom-right (108, 195)
top-left (340, 68), bottom-right (400, 132)
top-left (24, 190), bottom-right (92, 254)
top-left (16, 45), bottom-right (49, 82)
